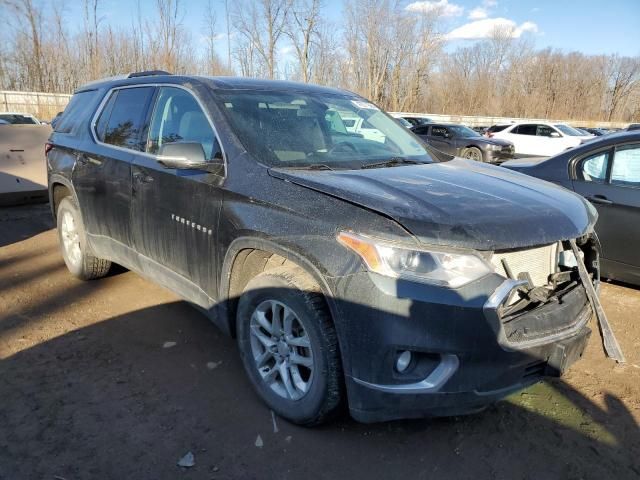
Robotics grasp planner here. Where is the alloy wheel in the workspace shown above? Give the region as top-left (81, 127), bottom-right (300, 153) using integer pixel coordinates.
top-left (249, 299), bottom-right (314, 400)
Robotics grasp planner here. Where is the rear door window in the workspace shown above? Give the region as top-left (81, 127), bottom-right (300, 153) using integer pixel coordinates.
top-left (431, 126), bottom-right (449, 138)
top-left (537, 125), bottom-right (556, 137)
top-left (580, 151), bottom-right (610, 183)
top-left (95, 87), bottom-right (155, 151)
top-left (513, 124), bottom-right (537, 135)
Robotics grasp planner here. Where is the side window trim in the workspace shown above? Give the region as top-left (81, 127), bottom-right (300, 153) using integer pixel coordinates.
top-left (90, 83), bottom-right (227, 178)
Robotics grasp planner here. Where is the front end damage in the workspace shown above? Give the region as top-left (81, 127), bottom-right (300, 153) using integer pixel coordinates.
top-left (339, 235), bottom-right (600, 423)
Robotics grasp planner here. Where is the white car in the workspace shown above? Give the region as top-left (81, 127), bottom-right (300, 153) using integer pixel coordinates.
top-left (0, 112), bottom-right (42, 125)
top-left (486, 122), bottom-right (594, 157)
top-left (342, 116), bottom-right (386, 143)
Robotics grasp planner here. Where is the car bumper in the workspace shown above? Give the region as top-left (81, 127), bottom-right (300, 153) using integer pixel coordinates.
top-left (332, 271), bottom-right (593, 423)
top-left (484, 148), bottom-right (515, 164)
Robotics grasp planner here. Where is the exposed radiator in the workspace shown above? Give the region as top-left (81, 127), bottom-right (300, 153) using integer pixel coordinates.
top-left (491, 243), bottom-right (559, 287)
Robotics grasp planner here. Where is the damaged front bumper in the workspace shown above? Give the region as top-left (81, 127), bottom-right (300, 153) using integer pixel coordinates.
top-left (336, 240), bottom-right (597, 423)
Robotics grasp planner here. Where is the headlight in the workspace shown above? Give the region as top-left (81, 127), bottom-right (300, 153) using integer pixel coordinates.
top-left (337, 231), bottom-right (492, 288)
top-left (488, 144), bottom-right (502, 150)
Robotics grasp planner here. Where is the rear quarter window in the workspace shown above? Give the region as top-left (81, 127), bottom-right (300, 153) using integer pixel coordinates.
top-left (54, 90), bottom-right (99, 134)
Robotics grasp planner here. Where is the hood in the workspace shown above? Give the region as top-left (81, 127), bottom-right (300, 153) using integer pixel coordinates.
top-left (500, 157), bottom-right (550, 169)
top-left (270, 159), bottom-right (596, 251)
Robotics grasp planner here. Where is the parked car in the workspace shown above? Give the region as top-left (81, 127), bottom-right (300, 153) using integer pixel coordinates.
top-left (390, 113), bottom-right (432, 127)
top-left (48, 72), bottom-right (599, 424)
top-left (342, 116), bottom-right (386, 143)
top-left (487, 122), bottom-right (594, 157)
top-left (411, 123), bottom-right (515, 163)
top-left (0, 112), bottom-right (42, 125)
top-left (582, 127), bottom-right (610, 136)
top-left (502, 130), bottom-right (640, 285)
top-left (627, 123), bottom-right (640, 131)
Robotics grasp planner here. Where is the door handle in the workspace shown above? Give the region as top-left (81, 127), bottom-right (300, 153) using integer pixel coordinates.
top-left (133, 172), bottom-right (154, 184)
top-left (587, 195), bottom-right (613, 205)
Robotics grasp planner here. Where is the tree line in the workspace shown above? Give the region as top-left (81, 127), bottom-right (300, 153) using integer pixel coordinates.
top-left (0, 0), bottom-right (638, 123)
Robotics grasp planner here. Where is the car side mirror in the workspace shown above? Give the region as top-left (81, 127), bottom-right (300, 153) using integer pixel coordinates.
top-left (550, 132), bottom-right (561, 138)
top-left (157, 142), bottom-right (224, 174)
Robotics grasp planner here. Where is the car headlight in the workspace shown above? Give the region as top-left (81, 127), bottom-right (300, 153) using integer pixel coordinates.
top-left (488, 144), bottom-right (502, 150)
top-left (337, 231), bottom-right (492, 288)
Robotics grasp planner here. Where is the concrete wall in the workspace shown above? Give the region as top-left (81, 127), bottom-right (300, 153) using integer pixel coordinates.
top-left (1, 91), bottom-right (72, 123)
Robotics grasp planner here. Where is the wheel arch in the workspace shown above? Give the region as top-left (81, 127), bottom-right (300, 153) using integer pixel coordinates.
top-left (218, 237), bottom-right (340, 340)
top-left (48, 174), bottom-right (79, 220)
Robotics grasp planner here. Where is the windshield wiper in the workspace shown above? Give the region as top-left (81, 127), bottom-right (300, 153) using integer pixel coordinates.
top-left (360, 157), bottom-right (420, 169)
top-left (285, 164), bottom-right (334, 171)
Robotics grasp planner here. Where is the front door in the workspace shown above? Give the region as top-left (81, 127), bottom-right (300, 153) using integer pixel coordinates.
top-left (131, 86), bottom-right (225, 305)
top-left (572, 143), bottom-right (640, 282)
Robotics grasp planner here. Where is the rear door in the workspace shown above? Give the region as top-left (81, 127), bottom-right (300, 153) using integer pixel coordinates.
top-left (572, 144), bottom-right (640, 279)
top-left (131, 85), bottom-right (225, 304)
top-left (508, 124), bottom-right (538, 155)
top-left (74, 85), bottom-right (155, 253)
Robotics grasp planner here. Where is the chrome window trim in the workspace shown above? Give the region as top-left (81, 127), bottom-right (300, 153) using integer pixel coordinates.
top-left (89, 83), bottom-right (227, 178)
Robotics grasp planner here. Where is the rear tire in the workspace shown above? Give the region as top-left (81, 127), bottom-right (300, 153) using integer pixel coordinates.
top-left (236, 265), bottom-right (343, 426)
top-left (56, 197), bottom-right (111, 280)
top-left (463, 146), bottom-right (484, 162)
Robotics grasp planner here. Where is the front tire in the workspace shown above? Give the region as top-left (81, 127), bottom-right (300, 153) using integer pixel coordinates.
top-left (236, 265), bottom-right (343, 426)
top-left (56, 197), bottom-right (111, 280)
top-left (463, 146), bottom-right (484, 162)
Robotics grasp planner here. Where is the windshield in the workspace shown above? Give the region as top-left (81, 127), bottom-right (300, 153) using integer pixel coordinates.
top-left (554, 124), bottom-right (585, 136)
top-left (0, 114), bottom-right (39, 125)
top-left (448, 125), bottom-right (480, 138)
top-left (216, 91), bottom-right (433, 169)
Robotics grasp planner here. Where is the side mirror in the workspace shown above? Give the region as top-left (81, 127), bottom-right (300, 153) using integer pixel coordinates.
top-left (157, 142), bottom-right (224, 174)
top-left (550, 132), bottom-right (561, 138)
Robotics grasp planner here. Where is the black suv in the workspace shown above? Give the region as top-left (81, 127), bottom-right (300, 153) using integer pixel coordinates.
top-left (47, 72), bottom-right (599, 424)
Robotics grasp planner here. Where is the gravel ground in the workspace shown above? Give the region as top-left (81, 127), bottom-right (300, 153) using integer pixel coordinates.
top-left (0, 204), bottom-right (639, 480)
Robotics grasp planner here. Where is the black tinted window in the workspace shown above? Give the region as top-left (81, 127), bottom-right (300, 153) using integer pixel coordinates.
top-left (55, 90), bottom-right (98, 134)
top-left (431, 126), bottom-right (449, 137)
top-left (412, 126), bottom-right (429, 135)
top-left (514, 124), bottom-right (537, 135)
top-left (488, 124), bottom-right (509, 133)
top-left (96, 87), bottom-right (154, 150)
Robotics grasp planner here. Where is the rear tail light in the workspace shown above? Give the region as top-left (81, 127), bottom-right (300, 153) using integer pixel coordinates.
top-left (45, 142), bottom-right (53, 155)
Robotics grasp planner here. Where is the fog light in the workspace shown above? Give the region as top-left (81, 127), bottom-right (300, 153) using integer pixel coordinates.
top-left (396, 350), bottom-right (412, 373)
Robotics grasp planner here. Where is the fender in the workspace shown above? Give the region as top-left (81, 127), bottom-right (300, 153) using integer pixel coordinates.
top-left (48, 173), bottom-right (80, 219)
top-left (218, 236), bottom-right (341, 339)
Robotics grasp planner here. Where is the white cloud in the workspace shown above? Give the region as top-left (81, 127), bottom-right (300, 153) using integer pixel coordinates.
top-left (468, 7), bottom-right (488, 20)
top-left (405, 0), bottom-right (464, 17)
top-left (446, 17), bottom-right (538, 40)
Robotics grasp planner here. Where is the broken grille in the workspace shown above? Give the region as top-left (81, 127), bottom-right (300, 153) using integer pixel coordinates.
top-left (491, 243), bottom-right (559, 287)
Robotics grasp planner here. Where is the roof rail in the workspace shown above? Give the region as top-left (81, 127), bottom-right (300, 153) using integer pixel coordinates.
top-left (127, 70), bottom-right (173, 78)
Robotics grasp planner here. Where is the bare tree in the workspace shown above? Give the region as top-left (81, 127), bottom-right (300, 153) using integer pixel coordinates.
top-left (232, 0), bottom-right (291, 79)
top-left (285, 0), bottom-right (321, 83)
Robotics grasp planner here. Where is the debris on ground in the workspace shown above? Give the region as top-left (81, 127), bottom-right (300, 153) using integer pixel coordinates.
top-left (206, 361), bottom-right (222, 369)
top-left (163, 341), bottom-right (177, 349)
top-left (255, 435), bottom-right (264, 448)
top-left (177, 451), bottom-right (195, 468)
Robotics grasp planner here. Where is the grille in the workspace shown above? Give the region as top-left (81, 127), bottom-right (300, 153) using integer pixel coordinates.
top-left (491, 243), bottom-right (559, 287)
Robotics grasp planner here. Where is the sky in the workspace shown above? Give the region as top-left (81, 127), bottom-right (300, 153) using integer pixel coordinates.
top-left (92, 0), bottom-right (640, 59)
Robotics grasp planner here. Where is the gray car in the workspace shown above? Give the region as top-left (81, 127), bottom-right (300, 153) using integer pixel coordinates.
top-left (412, 123), bottom-right (515, 164)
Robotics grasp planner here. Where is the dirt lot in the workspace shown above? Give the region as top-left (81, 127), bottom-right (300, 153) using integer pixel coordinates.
top-left (1, 204), bottom-right (639, 480)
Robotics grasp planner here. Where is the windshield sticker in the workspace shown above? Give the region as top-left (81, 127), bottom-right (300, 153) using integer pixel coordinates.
top-left (351, 100), bottom-right (379, 110)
